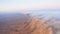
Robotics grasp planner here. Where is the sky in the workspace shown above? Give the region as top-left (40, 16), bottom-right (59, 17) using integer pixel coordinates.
top-left (0, 0), bottom-right (60, 12)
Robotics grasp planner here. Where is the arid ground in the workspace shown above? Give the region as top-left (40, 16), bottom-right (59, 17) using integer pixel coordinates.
top-left (0, 13), bottom-right (60, 34)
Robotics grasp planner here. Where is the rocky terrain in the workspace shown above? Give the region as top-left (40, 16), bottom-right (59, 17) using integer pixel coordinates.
top-left (0, 13), bottom-right (60, 34)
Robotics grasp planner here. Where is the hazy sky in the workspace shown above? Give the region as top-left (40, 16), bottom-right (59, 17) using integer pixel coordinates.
top-left (0, 0), bottom-right (60, 11)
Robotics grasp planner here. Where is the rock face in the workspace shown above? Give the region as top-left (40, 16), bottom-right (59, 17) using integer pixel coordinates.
top-left (0, 13), bottom-right (53, 34)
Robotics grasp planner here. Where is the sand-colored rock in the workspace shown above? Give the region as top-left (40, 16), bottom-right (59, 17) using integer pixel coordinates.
top-left (0, 13), bottom-right (54, 34)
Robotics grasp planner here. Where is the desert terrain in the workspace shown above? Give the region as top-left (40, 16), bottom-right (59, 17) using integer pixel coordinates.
top-left (0, 13), bottom-right (60, 34)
